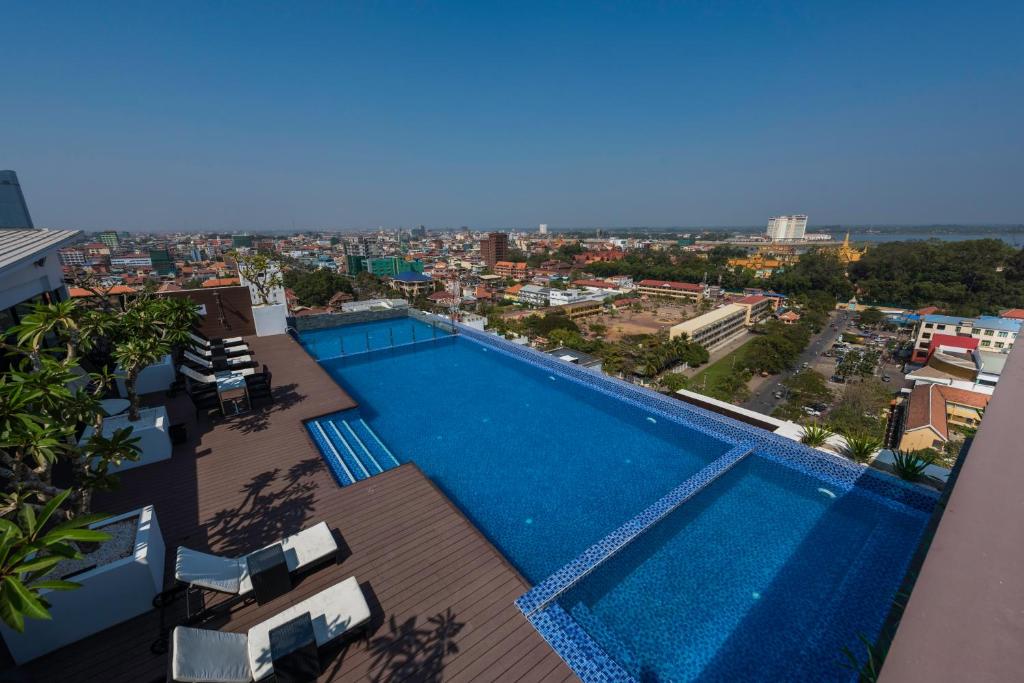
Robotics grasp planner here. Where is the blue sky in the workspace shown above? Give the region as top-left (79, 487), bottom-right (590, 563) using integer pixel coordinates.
top-left (2, 1), bottom-right (1022, 230)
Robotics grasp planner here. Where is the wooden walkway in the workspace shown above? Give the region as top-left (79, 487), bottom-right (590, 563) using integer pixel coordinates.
top-left (20, 334), bottom-right (573, 682)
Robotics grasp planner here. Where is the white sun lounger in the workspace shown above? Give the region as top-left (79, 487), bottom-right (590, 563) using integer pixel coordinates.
top-left (189, 331), bottom-right (247, 349)
top-left (190, 342), bottom-right (250, 358)
top-left (183, 349), bottom-right (254, 368)
top-left (175, 522), bottom-right (338, 596)
top-left (180, 364), bottom-right (255, 386)
top-left (171, 576), bottom-right (370, 682)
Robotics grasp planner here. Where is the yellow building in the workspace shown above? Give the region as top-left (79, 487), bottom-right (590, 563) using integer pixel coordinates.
top-left (727, 246), bottom-right (799, 279)
top-left (898, 384), bottom-right (989, 451)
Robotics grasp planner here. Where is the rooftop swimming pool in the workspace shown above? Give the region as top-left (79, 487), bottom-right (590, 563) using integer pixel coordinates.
top-left (298, 316), bottom-right (935, 681)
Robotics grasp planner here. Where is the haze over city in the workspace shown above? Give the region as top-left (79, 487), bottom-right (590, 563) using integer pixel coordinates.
top-left (3, 0), bottom-right (1023, 231)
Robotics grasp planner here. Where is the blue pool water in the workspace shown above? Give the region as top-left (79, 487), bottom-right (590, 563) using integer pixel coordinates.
top-left (304, 325), bottom-right (731, 582)
top-left (298, 319), bottom-right (931, 680)
top-left (557, 455), bottom-right (927, 681)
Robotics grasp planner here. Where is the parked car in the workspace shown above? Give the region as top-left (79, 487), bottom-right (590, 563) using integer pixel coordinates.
top-left (803, 407), bottom-right (822, 417)
top-left (830, 375), bottom-right (846, 384)
top-left (881, 374), bottom-right (892, 382)
top-left (773, 390), bottom-right (784, 399)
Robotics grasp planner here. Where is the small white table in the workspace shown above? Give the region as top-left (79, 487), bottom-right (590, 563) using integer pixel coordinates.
top-left (215, 371), bottom-right (250, 415)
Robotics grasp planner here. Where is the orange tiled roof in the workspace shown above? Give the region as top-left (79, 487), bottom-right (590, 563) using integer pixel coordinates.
top-left (201, 278), bottom-right (240, 288)
top-left (68, 285), bottom-right (135, 297)
top-left (904, 384), bottom-right (990, 440)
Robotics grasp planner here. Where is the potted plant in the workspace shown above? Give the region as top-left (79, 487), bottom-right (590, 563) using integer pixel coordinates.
top-left (234, 251), bottom-right (288, 336)
top-left (0, 317), bottom-right (165, 661)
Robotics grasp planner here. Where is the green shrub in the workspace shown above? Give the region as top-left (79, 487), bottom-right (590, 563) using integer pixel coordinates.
top-left (800, 422), bottom-right (834, 447)
top-left (891, 449), bottom-right (935, 481)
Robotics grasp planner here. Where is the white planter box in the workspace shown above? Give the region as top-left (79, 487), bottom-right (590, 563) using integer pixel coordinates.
top-left (252, 302), bottom-right (288, 336)
top-left (79, 406), bottom-right (172, 472)
top-left (116, 353), bottom-right (175, 397)
top-left (0, 506), bottom-right (165, 664)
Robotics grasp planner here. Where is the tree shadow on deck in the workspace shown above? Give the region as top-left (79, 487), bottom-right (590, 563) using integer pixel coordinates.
top-left (203, 456), bottom-right (322, 557)
top-left (218, 382), bottom-right (306, 435)
top-left (363, 608), bottom-right (465, 683)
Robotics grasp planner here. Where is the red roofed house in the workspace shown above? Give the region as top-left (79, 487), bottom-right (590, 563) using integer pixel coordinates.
top-left (917, 306), bottom-right (941, 316)
top-left (898, 383), bottom-right (990, 451)
top-left (734, 294), bottom-right (775, 324)
top-left (636, 279), bottom-right (704, 303)
top-left (571, 279), bottom-right (622, 293)
top-left (201, 278), bottom-right (240, 288)
top-left (777, 309), bottom-right (801, 325)
top-left (999, 308), bottom-right (1024, 320)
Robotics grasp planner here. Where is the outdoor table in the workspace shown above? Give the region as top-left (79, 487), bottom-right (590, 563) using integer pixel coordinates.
top-left (269, 612), bottom-right (319, 683)
top-left (215, 371), bottom-right (249, 415)
top-left (246, 543), bottom-right (291, 605)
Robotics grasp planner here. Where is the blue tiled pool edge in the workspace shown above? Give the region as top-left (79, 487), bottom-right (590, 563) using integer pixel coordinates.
top-left (517, 442), bottom-right (755, 616)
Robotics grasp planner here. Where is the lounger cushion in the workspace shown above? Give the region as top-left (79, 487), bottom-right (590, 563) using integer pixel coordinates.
top-left (176, 548), bottom-right (244, 594)
top-left (247, 576), bottom-right (370, 681)
top-left (172, 626), bottom-right (252, 683)
top-left (238, 521), bottom-right (337, 595)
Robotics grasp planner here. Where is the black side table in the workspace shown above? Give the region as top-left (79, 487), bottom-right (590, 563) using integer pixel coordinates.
top-left (270, 613), bottom-right (319, 683)
top-left (246, 544), bottom-right (291, 605)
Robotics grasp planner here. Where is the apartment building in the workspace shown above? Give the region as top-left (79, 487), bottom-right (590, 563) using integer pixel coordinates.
top-left (548, 288), bottom-right (606, 307)
top-left (734, 295), bottom-right (774, 324)
top-left (910, 314), bottom-right (1021, 363)
top-left (636, 279), bottom-right (703, 303)
top-left (557, 300), bottom-right (603, 321)
top-left (766, 214), bottom-right (808, 241)
top-left (110, 254), bottom-right (153, 269)
top-left (669, 304), bottom-right (749, 350)
top-left (58, 248), bottom-right (86, 266)
top-left (493, 261), bottom-right (528, 279)
top-left (518, 284), bottom-right (551, 307)
top-left (479, 232), bottom-right (509, 267)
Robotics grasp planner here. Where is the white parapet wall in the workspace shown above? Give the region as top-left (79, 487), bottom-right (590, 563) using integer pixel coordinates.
top-left (252, 302), bottom-right (289, 336)
top-left (0, 506), bottom-right (165, 664)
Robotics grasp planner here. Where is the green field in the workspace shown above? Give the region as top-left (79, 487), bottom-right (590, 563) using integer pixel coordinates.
top-left (688, 337), bottom-right (755, 401)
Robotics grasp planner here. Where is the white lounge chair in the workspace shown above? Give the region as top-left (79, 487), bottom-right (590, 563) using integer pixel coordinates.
top-left (180, 365), bottom-right (255, 386)
top-left (175, 522), bottom-right (338, 597)
top-left (171, 576), bottom-right (371, 682)
top-left (183, 349), bottom-right (255, 369)
top-left (189, 331), bottom-right (247, 349)
top-left (190, 342), bottom-right (250, 359)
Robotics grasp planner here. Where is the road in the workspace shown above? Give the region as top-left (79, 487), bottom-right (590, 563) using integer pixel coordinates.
top-left (742, 310), bottom-right (852, 415)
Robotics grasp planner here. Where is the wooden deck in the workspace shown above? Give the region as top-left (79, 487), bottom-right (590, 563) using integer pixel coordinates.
top-left (20, 334), bottom-right (573, 682)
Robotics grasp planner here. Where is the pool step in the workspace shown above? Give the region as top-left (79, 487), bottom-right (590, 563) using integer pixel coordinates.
top-left (307, 416), bottom-right (401, 486)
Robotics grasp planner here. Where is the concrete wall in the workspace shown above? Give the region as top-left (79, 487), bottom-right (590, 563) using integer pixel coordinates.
top-left (0, 248), bottom-right (65, 311)
top-left (160, 286), bottom-right (256, 338)
top-left (293, 307), bottom-right (407, 331)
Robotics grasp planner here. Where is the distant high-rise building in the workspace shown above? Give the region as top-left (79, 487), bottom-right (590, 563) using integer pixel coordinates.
top-left (0, 170), bottom-right (34, 229)
top-left (538, 223), bottom-right (548, 235)
top-left (231, 234), bottom-right (254, 249)
top-left (99, 231), bottom-right (120, 249)
top-left (148, 248), bottom-right (175, 275)
top-left (766, 215), bottom-right (808, 241)
top-left (480, 232), bottom-right (509, 267)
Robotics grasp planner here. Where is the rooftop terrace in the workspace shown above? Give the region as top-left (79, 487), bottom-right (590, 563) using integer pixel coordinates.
top-left (16, 333), bottom-right (571, 682)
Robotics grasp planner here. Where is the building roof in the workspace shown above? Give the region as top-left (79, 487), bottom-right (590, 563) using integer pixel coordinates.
top-left (545, 346), bottom-right (601, 367)
top-left (978, 351), bottom-right (1009, 376)
top-left (778, 310), bottom-right (801, 321)
top-left (504, 283), bottom-right (523, 294)
top-left (0, 227), bottom-right (81, 275)
top-left (493, 260), bottom-right (527, 268)
top-left (637, 278), bottom-right (702, 292)
top-left (999, 308), bottom-right (1024, 320)
top-left (68, 285), bottom-right (136, 297)
top-left (390, 272), bottom-right (432, 283)
top-left (922, 313), bottom-right (1022, 332)
top-left (671, 303), bottom-right (747, 334)
top-left (736, 295), bottom-right (769, 304)
top-left (201, 278), bottom-right (240, 287)
top-left (904, 383), bottom-right (991, 440)
top-left (572, 279), bottom-right (620, 290)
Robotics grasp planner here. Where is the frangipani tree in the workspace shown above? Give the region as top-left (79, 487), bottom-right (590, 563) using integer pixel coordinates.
top-left (233, 251), bottom-right (283, 306)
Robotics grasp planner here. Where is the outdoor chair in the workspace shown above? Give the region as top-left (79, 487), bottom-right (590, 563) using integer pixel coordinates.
top-left (170, 576), bottom-right (370, 682)
top-left (183, 349), bottom-right (257, 372)
top-left (173, 522), bottom-right (338, 599)
top-left (188, 331), bottom-right (246, 349)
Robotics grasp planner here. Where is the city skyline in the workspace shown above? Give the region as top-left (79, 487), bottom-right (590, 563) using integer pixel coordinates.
top-left (3, 1), bottom-right (1023, 230)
